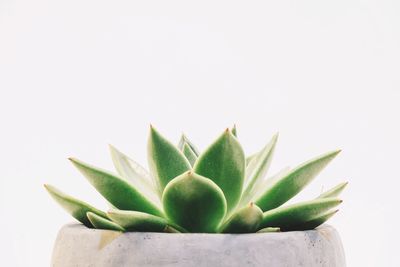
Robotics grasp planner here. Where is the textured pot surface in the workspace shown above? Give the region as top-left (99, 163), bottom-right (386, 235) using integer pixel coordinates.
top-left (51, 224), bottom-right (346, 267)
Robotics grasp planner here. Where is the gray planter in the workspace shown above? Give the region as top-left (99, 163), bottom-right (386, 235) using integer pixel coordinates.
top-left (51, 224), bottom-right (346, 267)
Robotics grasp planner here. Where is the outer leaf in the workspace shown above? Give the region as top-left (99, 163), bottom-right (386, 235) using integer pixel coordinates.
top-left (69, 158), bottom-right (163, 217)
top-left (109, 145), bottom-right (160, 206)
top-left (44, 184), bottom-right (107, 228)
top-left (239, 134), bottom-right (278, 208)
top-left (87, 212), bottom-right (125, 231)
top-left (148, 126), bottom-right (191, 194)
top-left (287, 210), bottom-right (339, 231)
top-left (259, 198), bottom-right (342, 230)
top-left (182, 143), bottom-right (197, 166)
top-left (252, 167), bottom-right (291, 201)
top-left (194, 129), bottom-right (245, 212)
top-left (255, 150), bottom-right (341, 212)
top-left (107, 209), bottom-right (167, 232)
top-left (317, 182), bottom-right (348, 199)
top-left (162, 171), bottom-right (227, 233)
top-left (107, 209), bottom-right (186, 233)
top-left (219, 203), bottom-right (263, 233)
top-left (178, 134), bottom-right (200, 156)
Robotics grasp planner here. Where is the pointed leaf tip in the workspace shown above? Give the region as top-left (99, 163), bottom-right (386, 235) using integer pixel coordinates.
top-left (86, 212), bottom-right (125, 231)
top-left (148, 127), bottom-right (191, 193)
top-left (70, 158), bottom-right (163, 217)
top-left (194, 130), bottom-right (245, 213)
top-left (255, 150), bottom-right (341, 212)
top-left (44, 184), bottom-right (107, 228)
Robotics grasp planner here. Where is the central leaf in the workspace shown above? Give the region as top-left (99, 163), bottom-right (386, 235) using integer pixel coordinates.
top-left (194, 129), bottom-right (245, 213)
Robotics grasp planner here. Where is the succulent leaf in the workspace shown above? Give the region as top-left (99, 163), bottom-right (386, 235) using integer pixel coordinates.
top-left (148, 126), bottom-right (191, 194)
top-left (178, 134), bottom-right (200, 156)
top-left (194, 130), bottom-right (245, 212)
top-left (44, 184), bottom-right (107, 228)
top-left (317, 182), bottom-right (348, 199)
top-left (107, 209), bottom-right (168, 232)
top-left (246, 153), bottom-right (258, 166)
top-left (86, 212), bottom-right (125, 231)
top-left (109, 145), bottom-right (160, 206)
top-left (259, 198), bottom-right (342, 231)
top-left (182, 143), bottom-right (198, 166)
top-left (231, 124), bottom-right (238, 137)
top-left (69, 158), bottom-right (163, 217)
top-left (162, 171), bottom-right (227, 233)
top-left (239, 134), bottom-right (278, 208)
top-left (252, 167), bottom-right (291, 201)
top-left (286, 209), bottom-right (339, 231)
top-left (255, 150), bottom-right (341, 212)
top-left (219, 203), bottom-right (263, 233)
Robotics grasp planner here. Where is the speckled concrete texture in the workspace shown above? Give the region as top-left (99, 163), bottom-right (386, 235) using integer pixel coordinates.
top-left (51, 224), bottom-right (346, 267)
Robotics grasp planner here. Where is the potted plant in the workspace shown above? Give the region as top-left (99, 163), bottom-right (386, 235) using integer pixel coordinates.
top-left (46, 126), bottom-right (347, 267)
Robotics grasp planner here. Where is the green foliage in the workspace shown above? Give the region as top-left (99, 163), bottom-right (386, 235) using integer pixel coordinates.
top-left (45, 126), bottom-right (346, 233)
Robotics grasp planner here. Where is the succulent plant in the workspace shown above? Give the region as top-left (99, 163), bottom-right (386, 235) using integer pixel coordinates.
top-left (45, 126), bottom-right (346, 233)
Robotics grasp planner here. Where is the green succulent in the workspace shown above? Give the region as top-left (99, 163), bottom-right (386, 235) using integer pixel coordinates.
top-left (45, 126), bottom-right (346, 233)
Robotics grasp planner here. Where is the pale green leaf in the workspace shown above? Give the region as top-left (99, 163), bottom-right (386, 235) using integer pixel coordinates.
top-left (44, 184), bottom-right (107, 228)
top-left (86, 212), bottom-right (125, 231)
top-left (182, 143), bottom-right (197, 166)
top-left (162, 171), bottom-right (227, 233)
top-left (69, 158), bottom-right (163, 217)
top-left (178, 134), bottom-right (200, 156)
top-left (194, 129), bottom-right (245, 212)
top-left (259, 198), bottom-right (342, 230)
top-left (109, 145), bottom-right (160, 206)
top-left (255, 150), bottom-right (341, 212)
top-left (107, 209), bottom-right (168, 232)
top-left (317, 182), bottom-right (348, 199)
top-left (239, 134), bottom-right (278, 208)
top-left (246, 153), bottom-right (258, 166)
top-left (231, 124), bottom-right (237, 137)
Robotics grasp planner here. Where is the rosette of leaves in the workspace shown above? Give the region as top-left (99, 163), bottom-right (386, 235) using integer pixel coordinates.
top-left (45, 126), bottom-right (346, 233)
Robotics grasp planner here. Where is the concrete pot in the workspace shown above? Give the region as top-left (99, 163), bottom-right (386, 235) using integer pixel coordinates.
top-left (51, 224), bottom-right (346, 267)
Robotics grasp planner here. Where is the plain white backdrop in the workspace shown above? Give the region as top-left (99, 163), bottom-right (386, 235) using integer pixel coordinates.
top-left (1, 0), bottom-right (399, 266)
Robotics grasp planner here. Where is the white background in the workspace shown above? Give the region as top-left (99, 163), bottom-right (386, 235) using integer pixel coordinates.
top-left (1, 0), bottom-right (399, 266)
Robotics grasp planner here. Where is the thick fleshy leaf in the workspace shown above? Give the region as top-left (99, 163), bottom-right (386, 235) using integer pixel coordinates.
top-left (107, 209), bottom-right (186, 232)
top-left (194, 130), bottom-right (245, 212)
top-left (148, 126), bottom-right (191, 194)
top-left (219, 203), bottom-right (263, 233)
top-left (252, 167), bottom-right (291, 201)
top-left (182, 143), bottom-right (197, 166)
top-left (287, 210), bottom-right (339, 231)
top-left (259, 198), bottom-right (342, 230)
top-left (255, 150), bottom-right (341, 212)
top-left (44, 184), bottom-right (107, 228)
top-left (69, 158), bottom-right (163, 217)
top-left (109, 145), bottom-right (160, 206)
top-left (317, 182), bottom-right (348, 199)
top-left (162, 171), bottom-right (227, 233)
top-left (239, 134), bottom-right (278, 208)
top-left (178, 134), bottom-right (200, 156)
top-left (87, 212), bottom-right (125, 231)
top-left (107, 209), bottom-right (167, 232)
